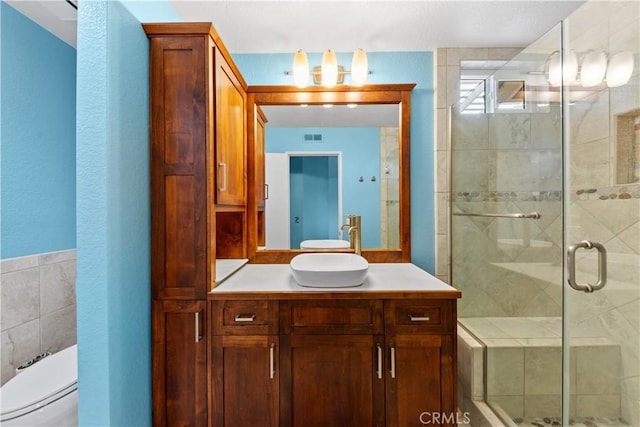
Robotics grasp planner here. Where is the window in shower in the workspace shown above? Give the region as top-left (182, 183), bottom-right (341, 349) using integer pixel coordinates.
top-left (496, 80), bottom-right (525, 111)
top-left (459, 78), bottom-right (486, 114)
top-left (615, 108), bottom-right (640, 184)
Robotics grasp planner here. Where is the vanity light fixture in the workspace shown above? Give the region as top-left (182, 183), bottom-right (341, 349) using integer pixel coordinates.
top-left (546, 50), bottom-right (635, 88)
top-left (289, 49), bottom-right (370, 88)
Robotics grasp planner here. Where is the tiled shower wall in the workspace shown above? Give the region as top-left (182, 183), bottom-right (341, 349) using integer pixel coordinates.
top-left (433, 47), bottom-right (523, 285)
top-left (380, 127), bottom-right (400, 248)
top-left (0, 249), bottom-right (77, 385)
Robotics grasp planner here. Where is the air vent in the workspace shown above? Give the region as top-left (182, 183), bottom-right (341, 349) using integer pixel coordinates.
top-left (303, 134), bottom-right (323, 143)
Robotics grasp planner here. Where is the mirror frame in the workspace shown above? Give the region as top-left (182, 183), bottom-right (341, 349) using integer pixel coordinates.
top-left (246, 83), bottom-right (415, 264)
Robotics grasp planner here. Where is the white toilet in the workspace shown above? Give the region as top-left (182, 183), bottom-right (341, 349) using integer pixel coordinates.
top-left (0, 345), bottom-right (78, 426)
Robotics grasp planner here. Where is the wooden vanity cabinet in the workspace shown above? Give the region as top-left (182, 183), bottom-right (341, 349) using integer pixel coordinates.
top-left (384, 300), bottom-right (457, 427)
top-left (280, 300), bottom-right (386, 427)
top-left (211, 297), bottom-right (457, 427)
top-left (144, 22), bottom-right (249, 301)
top-left (152, 300), bottom-right (207, 427)
top-left (210, 300), bottom-right (280, 427)
top-left (144, 22), bottom-right (249, 427)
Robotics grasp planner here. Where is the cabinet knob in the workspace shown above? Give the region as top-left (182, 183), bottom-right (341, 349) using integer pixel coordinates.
top-left (408, 314), bottom-right (430, 322)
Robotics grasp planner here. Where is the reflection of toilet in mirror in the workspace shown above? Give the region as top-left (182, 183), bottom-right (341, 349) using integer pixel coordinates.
top-left (300, 239), bottom-right (350, 250)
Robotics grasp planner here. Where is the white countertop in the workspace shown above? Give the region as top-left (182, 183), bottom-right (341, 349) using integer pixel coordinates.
top-left (211, 263), bottom-right (460, 296)
top-left (215, 259), bottom-right (249, 282)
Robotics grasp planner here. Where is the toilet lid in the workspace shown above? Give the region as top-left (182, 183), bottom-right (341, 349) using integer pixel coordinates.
top-left (0, 345), bottom-right (77, 417)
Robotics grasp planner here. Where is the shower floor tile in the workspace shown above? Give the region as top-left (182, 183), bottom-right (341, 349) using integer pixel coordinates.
top-left (512, 416), bottom-right (629, 426)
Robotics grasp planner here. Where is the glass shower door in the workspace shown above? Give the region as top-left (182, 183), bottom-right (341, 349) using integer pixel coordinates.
top-left (451, 23), bottom-right (566, 424)
top-left (563, 2), bottom-right (640, 425)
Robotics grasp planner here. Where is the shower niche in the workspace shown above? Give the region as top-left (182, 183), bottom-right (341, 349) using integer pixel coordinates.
top-left (615, 109), bottom-right (640, 185)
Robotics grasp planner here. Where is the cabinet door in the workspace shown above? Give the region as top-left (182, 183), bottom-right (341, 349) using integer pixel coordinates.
top-left (212, 335), bottom-right (279, 427)
top-left (152, 300), bottom-right (207, 427)
top-left (281, 335), bottom-right (385, 427)
top-left (148, 35), bottom-right (211, 299)
top-left (255, 106), bottom-right (267, 211)
top-left (385, 334), bottom-right (456, 427)
top-left (215, 48), bottom-right (246, 207)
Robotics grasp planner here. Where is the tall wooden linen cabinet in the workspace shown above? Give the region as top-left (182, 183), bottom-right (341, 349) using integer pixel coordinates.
top-left (144, 23), bottom-right (247, 426)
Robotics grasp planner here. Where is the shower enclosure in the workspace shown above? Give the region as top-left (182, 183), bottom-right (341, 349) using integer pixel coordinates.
top-left (451, 2), bottom-right (639, 426)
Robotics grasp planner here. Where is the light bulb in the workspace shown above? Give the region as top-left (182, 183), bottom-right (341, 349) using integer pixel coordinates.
top-left (321, 50), bottom-right (338, 88)
top-left (293, 49), bottom-right (309, 88)
top-left (580, 51), bottom-right (607, 87)
top-left (351, 48), bottom-right (368, 87)
top-left (547, 51), bottom-right (562, 87)
top-left (606, 51), bottom-right (634, 88)
top-left (547, 50), bottom-right (578, 87)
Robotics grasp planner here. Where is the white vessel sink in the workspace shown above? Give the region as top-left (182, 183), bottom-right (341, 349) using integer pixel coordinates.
top-left (290, 253), bottom-right (369, 288)
top-left (300, 239), bottom-right (350, 250)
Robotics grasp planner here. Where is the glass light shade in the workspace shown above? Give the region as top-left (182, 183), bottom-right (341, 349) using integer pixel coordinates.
top-left (321, 50), bottom-right (338, 88)
top-left (293, 49), bottom-right (309, 88)
top-left (606, 51), bottom-right (634, 88)
top-left (580, 51), bottom-right (607, 87)
top-left (351, 48), bottom-right (368, 86)
top-left (547, 51), bottom-right (562, 86)
top-left (547, 50), bottom-right (578, 87)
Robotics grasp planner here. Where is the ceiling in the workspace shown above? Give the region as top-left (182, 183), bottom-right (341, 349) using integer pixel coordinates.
top-left (9, 0), bottom-right (585, 53)
top-left (9, 0), bottom-right (586, 126)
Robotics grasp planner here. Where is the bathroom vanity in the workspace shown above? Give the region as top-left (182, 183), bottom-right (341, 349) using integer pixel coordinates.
top-left (144, 22), bottom-right (459, 427)
top-left (209, 263), bottom-right (460, 427)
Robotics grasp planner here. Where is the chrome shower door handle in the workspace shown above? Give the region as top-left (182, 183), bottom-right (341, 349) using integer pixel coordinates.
top-left (567, 240), bottom-right (607, 293)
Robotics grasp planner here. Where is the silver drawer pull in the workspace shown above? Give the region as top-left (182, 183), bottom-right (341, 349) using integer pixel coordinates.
top-left (234, 314), bottom-right (257, 322)
top-left (269, 343), bottom-right (276, 379)
top-left (194, 311), bottom-right (203, 343)
top-left (390, 344), bottom-right (396, 379)
top-left (408, 314), bottom-right (430, 322)
top-left (376, 344), bottom-right (383, 379)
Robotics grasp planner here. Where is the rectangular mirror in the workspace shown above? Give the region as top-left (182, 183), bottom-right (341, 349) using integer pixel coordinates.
top-left (246, 84), bottom-right (414, 263)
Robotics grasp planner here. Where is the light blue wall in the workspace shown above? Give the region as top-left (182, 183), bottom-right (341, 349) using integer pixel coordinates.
top-left (268, 127), bottom-right (381, 247)
top-left (76, 1), bottom-right (157, 424)
top-left (233, 52), bottom-right (435, 272)
top-left (289, 156), bottom-right (340, 247)
top-left (1, 1), bottom-right (76, 259)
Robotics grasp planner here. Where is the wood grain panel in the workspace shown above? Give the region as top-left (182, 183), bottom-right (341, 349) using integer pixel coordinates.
top-left (281, 300), bottom-right (383, 335)
top-left (162, 48), bottom-right (196, 165)
top-left (149, 34), bottom-right (209, 299)
top-left (215, 48), bottom-right (246, 206)
top-left (153, 300), bottom-right (207, 427)
top-left (216, 211), bottom-right (246, 259)
top-left (165, 176), bottom-right (197, 288)
top-left (211, 335), bottom-right (279, 427)
top-left (386, 335), bottom-right (443, 427)
top-left (283, 334), bottom-right (385, 427)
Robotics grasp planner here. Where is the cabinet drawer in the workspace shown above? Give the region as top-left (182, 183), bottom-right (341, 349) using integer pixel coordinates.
top-left (281, 300), bottom-right (383, 335)
top-left (385, 300), bottom-right (454, 334)
top-left (211, 300), bottom-right (278, 335)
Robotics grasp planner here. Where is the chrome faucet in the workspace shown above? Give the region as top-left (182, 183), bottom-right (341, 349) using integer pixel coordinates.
top-left (340, 215), bottom-right (362, 255)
